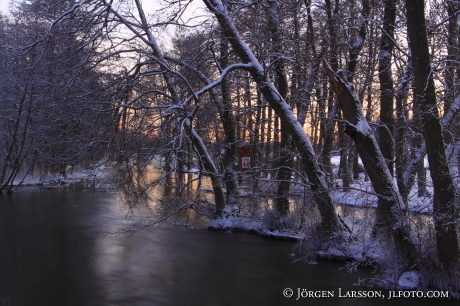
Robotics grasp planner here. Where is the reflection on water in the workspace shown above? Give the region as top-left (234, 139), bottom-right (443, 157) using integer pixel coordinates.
top-left (0, 184), bottom-right (457, 306)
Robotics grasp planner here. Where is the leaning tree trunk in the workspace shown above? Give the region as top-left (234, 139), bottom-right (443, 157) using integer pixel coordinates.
top-left (203, 0), bottom-right (344, 236)
top-left (0, 86), bottom-right (33, 194)
top-left (405, 0), bottom-right (460, 270)
top-left (324, 61), bottom-right (418, 268)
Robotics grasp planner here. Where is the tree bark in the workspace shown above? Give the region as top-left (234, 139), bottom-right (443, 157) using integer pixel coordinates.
top-left (203, 0), bottom-right (344, 235)
top-left (394, 60), bottom-right (412, 204)
top-left (346, 0), bottom-right (370, 184)
top-left (266, 0), bottom-right (293, 216)
top-left (377, 0), bottom-right (396, 176)
top-left (324, 60), bottom-right (417, 267)
top-left (320, 0), bottom-right (340, 184)
top-left (220, 32), bottom-right (239, 208)
top-left (405, 0), bottom-right (460, 269)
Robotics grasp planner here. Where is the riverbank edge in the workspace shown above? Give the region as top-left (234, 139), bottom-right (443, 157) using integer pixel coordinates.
top-left (207, 222), bottom-right (460, 299)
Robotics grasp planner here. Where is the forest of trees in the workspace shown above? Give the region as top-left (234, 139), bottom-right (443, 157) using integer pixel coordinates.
top-left (1, 0), bottom-right (459, 291)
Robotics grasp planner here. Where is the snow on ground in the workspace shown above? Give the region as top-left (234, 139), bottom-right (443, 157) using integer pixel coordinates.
top-left (210, 155), bottom-right (436, 245)
top-left (398, 271), bottom-right (420, 289)
top-left (208, 206), bottom-right (303, 241)
top-left (330, 155), bottom-right (433, 213)
top-left (12, 162), bottom-right (116, 188)
top-left (209, 155), bottom-right (444, 291)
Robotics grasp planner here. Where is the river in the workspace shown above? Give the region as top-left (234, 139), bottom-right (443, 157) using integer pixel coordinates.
top-left (0, 183), bottom-right (457, 305)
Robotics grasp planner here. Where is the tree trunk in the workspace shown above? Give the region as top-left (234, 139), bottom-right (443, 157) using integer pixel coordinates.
top-left (444, 0), bottom-right (459, 125)
top-left (395, 60), bottom-right (412, 204)
top-left (319, 0), bottom-right (340, 185)
top-left (338, 114), bottom-right (350, 189)
top-left (266, 0), bottom-right (295, 217)
top-left (220, 33), bottom-right (239, 208)
top-left (377, 0), bottom-right (396, 177)
top-left (324, 61), bottom-right (417, 267)
top-left (417, 161), bottom-right (427, 197)
top-left (405, 0), bottom-right (460, 269)
top-left (0, 86), bottom-right (33, 194)
top-left (320, 96), bottom-right (338, 185)
top-left (203, 0), bottom-right (344, 235)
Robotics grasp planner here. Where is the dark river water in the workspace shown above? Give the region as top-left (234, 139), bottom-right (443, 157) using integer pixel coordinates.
top-left (0, 184), bottom-right (457, 306)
